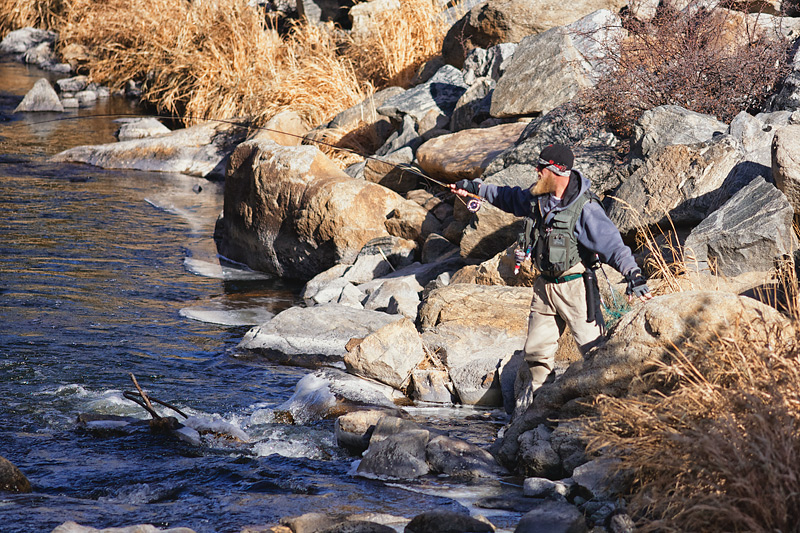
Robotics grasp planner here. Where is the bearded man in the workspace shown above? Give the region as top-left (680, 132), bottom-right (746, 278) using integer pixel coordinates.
top-left (451, 143), bottom-right (652, 416)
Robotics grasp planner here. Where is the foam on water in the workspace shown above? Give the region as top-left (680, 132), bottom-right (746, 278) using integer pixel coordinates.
top-left (277, 373), bottom-right (338, 425)
top-left (250, 426), bottom-right (341, 460)
top-left (184, 257), bottom-right (272, 281)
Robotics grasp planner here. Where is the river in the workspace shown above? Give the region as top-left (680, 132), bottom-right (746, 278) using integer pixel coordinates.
top-left (0, 61), bottom-right (519, 532)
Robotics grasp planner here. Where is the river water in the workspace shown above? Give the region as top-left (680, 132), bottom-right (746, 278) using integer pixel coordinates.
top-left (0, 61), bottom-right (519, 532)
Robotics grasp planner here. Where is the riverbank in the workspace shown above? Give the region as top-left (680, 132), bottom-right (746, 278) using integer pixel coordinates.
top-left (5, 0), bottom-right (800, 531)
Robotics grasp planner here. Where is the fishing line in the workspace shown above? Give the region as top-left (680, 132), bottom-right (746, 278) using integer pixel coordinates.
top-left (14, 112), bottom-right (485, 211)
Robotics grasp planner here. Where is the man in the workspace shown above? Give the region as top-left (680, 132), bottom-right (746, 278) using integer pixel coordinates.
top-left (450, 143), bottom-right (652, 416)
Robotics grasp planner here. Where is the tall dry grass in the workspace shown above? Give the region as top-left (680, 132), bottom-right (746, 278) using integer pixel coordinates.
top-left (584, 311), bottom-right (800, 531)
top-left (2, 0), bottom-right (449, 131)
top-left (0, 0), bottom-right (64, 38)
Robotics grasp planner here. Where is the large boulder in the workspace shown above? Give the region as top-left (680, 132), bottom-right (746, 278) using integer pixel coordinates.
top-left (490, 10), bottom-right (624, 118)
top-left (494, 291), bottom-right (792, 465)
top-left (606, 135), bottom-right (745, 235)
top-left (416, 122), bottom-right (528, 182)
top-left (14, 78), bottom-right (63, 113)
top-left (237, 304), bottom-right (402, 366)
top-left (684, 177), bottom-right (798, 276)
top-left (515, 501), bottom-right (587, 533)
top-left (52, 121), bottom-right (246, 178)
top-left (214, 139), bottom-right (427, 280)
top-left (729, 110), bottom-right (793, 169)
top-left (377, 65), bottom-right (468, 125)
top-left (772, 124), bottom-right (800, 214)
top-left (343, 318), bottom-right (426, 389)
top-left (442, 0), bottom-right (627, 68)
top-left (631, 105), bottom-right (728, 159)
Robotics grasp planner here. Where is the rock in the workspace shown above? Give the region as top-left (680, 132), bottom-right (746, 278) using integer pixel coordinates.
top-left (386, 290), bottom-right (421, 320)
top-left (550, 420), bottom-right (589, 475)
top-left (426, 434), bottom-right (507, 478)
top-left (770, 47), bottom-right (800, 112)
top-left (417, 122), bottom-right (528, 182)
top-left (237, 304), bottom-right (402, 366)
top-left (631, 105), bottom-right (728, 159)
top-left (329, 86), bottom-right (406, 131)
top-left (51, 523), bottom-right (195, 533)
top-left (53, 121), bottom-right (245, 178)
top-left (359, 259), bottom-right (466, 303)
top-left (56, 76), bottom-right (89, 94)
top-left (249, 109), bottom-right (308, 146)
top-left (423, 322), bottom-right (527, 408)
top-left (772, 124), bottom-right (800, 213)
top-left (318, 368), bottom-right (406, 408)
top-left (571, 458), bottom-right (626, 500)
top-left (356, 429), bottom-right (431, 479)
top-left (377, 65), bottom-right (468, 124)
top-left (349, 0), bottom-right (400, 37)
top-left (442, 0), bottom-right (626, 69)
top-left (490, 10), bottom-right (624, 118)
top-left (344, 318), bottom-right (426, 389)
top-left (364, 147), bottom-right (419, 194)
top-left (523, 477), bottom-right (571, 499)
top-left (419, 282), bottom-right (530, 332)
top-left (14, 78), bottom-right (64, 113)
top-left (282, 512), bottom-right (338, 533)
top-left (462, 43), bottom-right (519, 86)
top-left (494, 291), bottom-right (791, 465)
top-left (409, 369), bottom-right (454, 403)
top-left (404, 510), bottom-right (494, 533)
top-left (683, 177), bottom-right (797, 276)
top-left (421, 234), bottom-right (459, 264)
top-left (450, 78), bottom-right (495, 132)
top-left (335, 409), bottom-right (406, 453)
top-left (514, 501), bottom-right (587, 533)
top-left (363, 277), bottom-right (421, 314)
top-left (0, 27), bottom-right (56, 55)
top-left (318, 521), bottom-right (396, 533)
top-left (114, 117), bottom-right (171, 141)
top-left (606, 135), bottom-right (744, 236)
top-left (518, 425), bottom-right (563, 479)
top-left (214, 139), bottom-right (427, 280)
top-left (0, 456), bottom-right (31, 493)
top-left (729, 110), bottom-right (793, 168)
top-left (297, 0), bottom-right (352, 25)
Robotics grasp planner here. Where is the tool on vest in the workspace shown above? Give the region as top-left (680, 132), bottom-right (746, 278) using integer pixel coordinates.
top-left (582, 258), bottom-right (607, 335)
top-left (513, 217), bottom-right (534, 275)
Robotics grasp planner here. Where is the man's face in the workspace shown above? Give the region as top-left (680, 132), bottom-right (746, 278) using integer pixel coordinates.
top-left (530, 166), bottom-right (558, 195)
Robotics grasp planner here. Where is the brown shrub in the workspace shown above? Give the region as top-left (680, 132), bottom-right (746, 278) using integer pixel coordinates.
top-left (583, 315), bottom-right (800, 532)
top-left (0, 0), bottom-right (65, 37)
top-left (578, 1), bottom-right (794, 137)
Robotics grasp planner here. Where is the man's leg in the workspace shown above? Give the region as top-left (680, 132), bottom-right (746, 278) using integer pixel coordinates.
top-left (514, 278), bottom-right (565, 417)
top-left (550, 276), bottom-right (604, 355)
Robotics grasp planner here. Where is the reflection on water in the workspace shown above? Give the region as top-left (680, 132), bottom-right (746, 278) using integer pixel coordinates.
top-left (0, 60), bottom-right (516, 533)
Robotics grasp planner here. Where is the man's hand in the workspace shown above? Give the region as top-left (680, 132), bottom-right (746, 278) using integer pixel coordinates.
top-left (625, 269), bottom-right (653, 303)
top-left (450, 179), bottom-right (480, 197)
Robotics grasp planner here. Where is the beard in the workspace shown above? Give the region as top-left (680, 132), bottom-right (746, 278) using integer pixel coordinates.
top-left (529, 172), bottom-right (558, 196)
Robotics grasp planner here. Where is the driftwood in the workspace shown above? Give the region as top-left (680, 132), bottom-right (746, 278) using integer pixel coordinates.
top-left (122, 373), bottom-right (189, 432)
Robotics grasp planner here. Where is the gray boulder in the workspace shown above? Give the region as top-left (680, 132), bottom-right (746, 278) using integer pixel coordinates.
top-left (449, 77), bottom-right (494, 132)
top-left (114, 118), bottom-right (171, 141)
top-left (237, 303), bottom-right (402, 366)
top-left (343, 318), bottom-right (426, 389)
top-left (523, 477), bottom-right (571, 499)
top-left (684, 177), bottom-right (797, 276)
top-left (518, 424), bottom-right (563, 479)
top-left (571, 457), bottom-right (627, 500)
top-left (56, 76), bottom-right (90, 94)
top-left (606, 135), bottom-right (744, 235)
top-left (14, 78), bottom-right (64, 113)
top-left (426, 434), bottom-right (508, 478)
top-left (462, 43), bottom-right (518, 86)
top-left (364, 146), bottom-right (418, 194)
top-left (728, 110), bottom-right (793, 168)
top-left (772, 124), bottom-right (800, 214)
top-left (409, 369), bottom-right (455, 403)
top-left (770, 47), bottom-right (800, 112)
top-left (514, 501), bottom-right (587, 533)
top-left (405, 510), bottom-right (494, 533)
top-left (377, 65), bottom-right (468, 124)
top-left (52, 121), bottom-right (245, 178)
top-left (0, 27), bottom-right (55, 55)
top-left (22, 41), bottom-right (57, 69)
top-left (0, 456), bottom-right (31, 493)
top-left (631, 105), bottom-right (728, 159)
top-left (490, 10), bottom-right (623, 118)
top-left (335, 409), bottom-right (407, 453)
top-left (356, 429), bottom-right (431, 479)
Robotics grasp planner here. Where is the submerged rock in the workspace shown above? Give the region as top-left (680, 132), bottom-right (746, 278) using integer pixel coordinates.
top-left (51, 522), bottom-right (196, 533)
top-left (0, 456), bottom-right (31, 493)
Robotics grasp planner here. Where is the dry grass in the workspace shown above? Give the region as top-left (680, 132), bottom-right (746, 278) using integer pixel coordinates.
top-left (0, 0), bottom-right (64, 37)
top-left (584, 309), bottom-right (800, 531)
top-left (1, 0), bottom-right (449, 133)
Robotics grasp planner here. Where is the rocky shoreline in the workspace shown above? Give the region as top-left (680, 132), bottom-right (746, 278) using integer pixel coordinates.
top-left (5, 0), bottom-right (800, 530)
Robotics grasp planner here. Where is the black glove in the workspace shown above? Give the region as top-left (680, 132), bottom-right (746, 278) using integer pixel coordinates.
top-left (454, 179), bottom-right (480, 195)
top-left (625, 268), bottom-right (650, 298)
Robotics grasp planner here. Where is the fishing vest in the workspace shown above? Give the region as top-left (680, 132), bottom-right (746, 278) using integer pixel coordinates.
top-left (525, 191), bottom-right (598, 277)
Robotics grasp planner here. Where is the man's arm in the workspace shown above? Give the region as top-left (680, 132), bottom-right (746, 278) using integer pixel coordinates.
top-left (576, 202), bottom-right (653, 302)
top-left (451, 179), bottom-right (534, 217)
